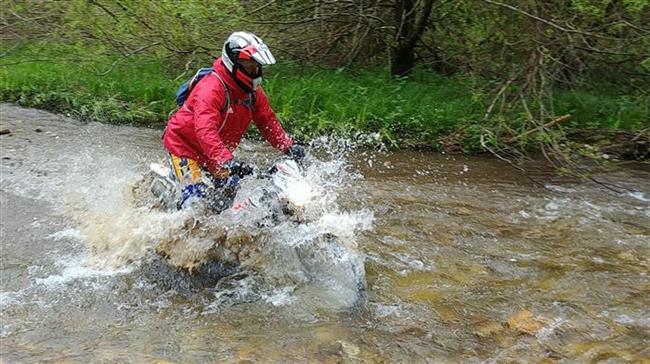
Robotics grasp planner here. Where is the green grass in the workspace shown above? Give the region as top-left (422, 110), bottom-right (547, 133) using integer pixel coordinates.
top-left (264, 66), bottom-right (483, 146)
top-left (0, 42), bottom-right (176, 125)
top-left (1, 42), bottom-right (647, 150)
top-left (555, 90), bottom-right (648, 130)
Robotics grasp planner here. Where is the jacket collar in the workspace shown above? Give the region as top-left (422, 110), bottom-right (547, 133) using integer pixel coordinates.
top-left (213, 57), bottom-right (249, 99)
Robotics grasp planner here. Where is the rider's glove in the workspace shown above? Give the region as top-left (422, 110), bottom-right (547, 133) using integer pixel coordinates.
top-left (223, 159), bottom-right (254, 178)
top-left (286, 145), bottom-right (306, 162)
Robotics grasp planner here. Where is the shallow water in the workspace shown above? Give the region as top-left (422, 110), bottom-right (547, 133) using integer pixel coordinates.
top-left (1, 104), bottom-right (649, 363)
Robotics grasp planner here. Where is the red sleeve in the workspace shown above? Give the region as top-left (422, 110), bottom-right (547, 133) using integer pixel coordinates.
top-left (253, 88), bottom-right (294, 153)
top-left (191, 75), bottom-right (233, 170)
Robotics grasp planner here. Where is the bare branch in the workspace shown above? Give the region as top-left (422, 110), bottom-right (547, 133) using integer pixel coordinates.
top-left (245, 0), bottom-right (277, 16)
top-left (481, 0), bottom-right (622, 40)
top-left (94, 41), bottom-right (161, 76)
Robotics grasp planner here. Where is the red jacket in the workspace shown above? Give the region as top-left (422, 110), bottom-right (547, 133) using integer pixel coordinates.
top-left (163, 57), bottom-right (294, 172)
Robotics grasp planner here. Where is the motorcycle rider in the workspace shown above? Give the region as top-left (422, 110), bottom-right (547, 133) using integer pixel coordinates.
top-left (163, 31), bottom-right (305, 209)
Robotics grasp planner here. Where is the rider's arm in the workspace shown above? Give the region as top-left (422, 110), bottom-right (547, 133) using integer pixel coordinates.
top-left (191, 77), bottom-right (233, 172)
top-left (252, 88), bottom-right (294, 153)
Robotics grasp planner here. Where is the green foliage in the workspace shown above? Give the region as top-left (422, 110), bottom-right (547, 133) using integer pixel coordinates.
top-left (3, 0), bottom-right (244, 68)
top-left (264, 65), bottom-right (484, 146)
top-left (1, 42), bottom-right (486, 147)
top-left (1, 41), bottom-right (647, 152)
top-left (0, 42), bottom-right (176, 124)
top-left (555, 90), bottom-right (649, 130)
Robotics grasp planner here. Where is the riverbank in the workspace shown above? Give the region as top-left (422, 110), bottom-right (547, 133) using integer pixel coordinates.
top-left (1, 42), bottom-right (647, 152)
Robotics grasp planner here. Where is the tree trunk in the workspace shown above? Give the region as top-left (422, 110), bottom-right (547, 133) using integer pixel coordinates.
top-left (391, 46), bottom-right (416, 77)
top-left (390, 0), bottom-right (435, 77)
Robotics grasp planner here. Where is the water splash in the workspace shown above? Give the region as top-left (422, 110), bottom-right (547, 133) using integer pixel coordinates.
top-left (72, 136), bottom-right (372, 308)
top-left (34, 255), bottom-right (133, 286)
top-left (1, 106), bottom-right (374, 309)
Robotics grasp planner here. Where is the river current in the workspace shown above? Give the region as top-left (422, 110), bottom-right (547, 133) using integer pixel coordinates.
top-left (1, 104), bottom-right (648, 362)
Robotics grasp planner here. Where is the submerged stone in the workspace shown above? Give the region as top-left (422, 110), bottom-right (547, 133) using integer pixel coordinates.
top-left (566, 341), bottom-right (636, 362)
top-left (472, 319), bottom-right (504, 338)
top-left (506, 310), bottom-right (548, 335)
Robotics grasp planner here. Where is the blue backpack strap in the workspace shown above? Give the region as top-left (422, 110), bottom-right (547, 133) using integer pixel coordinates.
top-left (175, 67), bottom-right (231, 109)
top-left (175, 68), bottom-right (210, 107)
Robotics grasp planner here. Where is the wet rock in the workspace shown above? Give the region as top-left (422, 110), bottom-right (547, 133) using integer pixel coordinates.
top-left (435, 305), bottom-right (461, 323)
top-left (398, 325), bottom-right (429, 339)
top-left (471, 317), bottom-right (504, 338)
top-left (236, 345), bottom-right (257, 362)
top-left (315, 341), bottom-right (344, 363)
top-left (506, 309), bottom-right (548, 335)
top-left (0, 129), bottom-right (11, 135)
top-left (494, 333), bottom-right (517, 348)
top-left (567, 341), bottom-right (636, 362)
top-left (617, 250), bottom-right (637, 262)
top-left (339, 340), bottom-right (361, 359)
top-left (314, 340), bottom-right (360, 364)
top-left (536, 357), bottom-right (559, 364)
top-left (433, 231), bottom-right (454, 246)
top-left (451, 206), bottom-right (473, 216)
top-left (34, 128), bottom-right (43, 132)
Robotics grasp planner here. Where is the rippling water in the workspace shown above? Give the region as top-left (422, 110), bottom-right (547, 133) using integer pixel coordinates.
top-left (1, 104), bottom-right (648, 362)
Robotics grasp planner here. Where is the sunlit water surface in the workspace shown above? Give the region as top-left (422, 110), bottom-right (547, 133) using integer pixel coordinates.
top-left (1, 104), bottom-right (648, 363)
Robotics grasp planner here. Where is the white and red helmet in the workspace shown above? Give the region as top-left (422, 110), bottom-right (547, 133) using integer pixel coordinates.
top-left (222, 31), bottom-right (276, 92)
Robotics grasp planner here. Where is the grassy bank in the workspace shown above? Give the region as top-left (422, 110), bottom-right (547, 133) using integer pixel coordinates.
top-left (0, 43), bottom-right (175, 126)
top-left (1, 42), bottom-right (647, 150)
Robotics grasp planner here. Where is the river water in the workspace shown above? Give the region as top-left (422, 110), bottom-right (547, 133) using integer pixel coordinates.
top-left (1, 104), bottom-right (648, 363)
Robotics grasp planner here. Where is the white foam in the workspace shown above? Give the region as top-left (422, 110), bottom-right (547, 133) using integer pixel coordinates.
top-left (536, 318), bottom-right (568, 341)
top-left (47, 228), bottom-right (83, 242)
top-left (614, 314), bottom-right (650, 328)
top-left (544, 201), bottom-right (560, 211)
top-left (545, 184), bottom-right (577, 193)
top-left (373, 303), bottom-right (401, 318)
top-left (262, 286), bottom-right (296, 306)
top-left (34, 255), bottom-right (133, 286)
top-left (592, 256), bottom-right (605, 264)
top-left (316, 210), bottom-right (374, 238)
top-left (1, 324), bottom-right (12, 338)
top-left (0, 291), bottom-right (20, 308)
top-left (627, 191), bottom-right (649, 202)
top-left (408, 259), bottom-right (425, 270)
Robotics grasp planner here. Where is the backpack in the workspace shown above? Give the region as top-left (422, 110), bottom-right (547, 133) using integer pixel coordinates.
top-left (174, 67), bottom-right (255, 111)
top-left (175, 67), bottom-right (218, 107)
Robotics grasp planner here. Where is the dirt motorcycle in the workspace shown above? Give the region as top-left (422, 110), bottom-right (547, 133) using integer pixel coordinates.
top-left (138, 157), bottom-right (367, 303)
